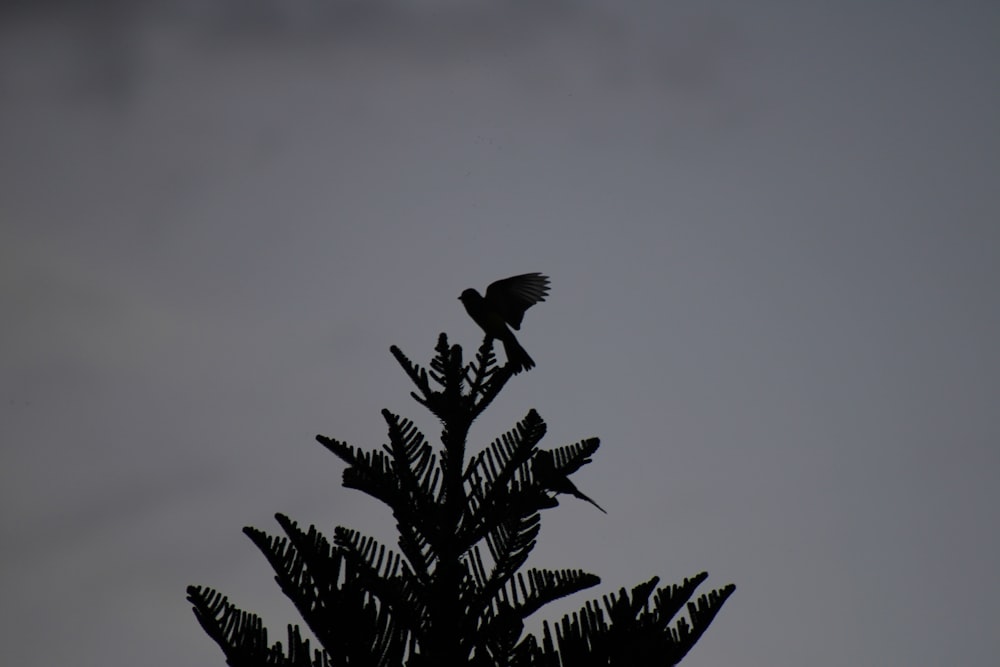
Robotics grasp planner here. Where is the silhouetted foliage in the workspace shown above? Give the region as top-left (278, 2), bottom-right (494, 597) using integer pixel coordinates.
top-left (188, 333), bottom-right (734, 665)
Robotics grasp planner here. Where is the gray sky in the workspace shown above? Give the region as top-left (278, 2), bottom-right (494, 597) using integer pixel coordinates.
top-left (2, 1), bottom-right (999, 665)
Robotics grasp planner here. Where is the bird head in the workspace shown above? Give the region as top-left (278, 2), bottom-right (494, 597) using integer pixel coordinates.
top-left (458, 288), bottom-right (480, 305)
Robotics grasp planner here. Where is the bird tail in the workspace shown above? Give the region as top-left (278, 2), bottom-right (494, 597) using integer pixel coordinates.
top-left (572, 489), bottom-right (608, 514)
top-left (501, 334), bottom-right (535, 373)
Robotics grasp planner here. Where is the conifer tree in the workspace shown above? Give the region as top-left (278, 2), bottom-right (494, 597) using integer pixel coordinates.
top-left (188, 330), bottom-right (735, 666)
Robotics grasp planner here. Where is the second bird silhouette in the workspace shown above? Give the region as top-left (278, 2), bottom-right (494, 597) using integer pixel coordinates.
top-left (459, 273), bottom-right (550, 373)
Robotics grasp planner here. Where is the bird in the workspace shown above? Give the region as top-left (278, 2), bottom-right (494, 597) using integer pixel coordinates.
top-left (534, 451), bottom-right (607, 513)
top-left (459, 273), bottom-right (550, 373)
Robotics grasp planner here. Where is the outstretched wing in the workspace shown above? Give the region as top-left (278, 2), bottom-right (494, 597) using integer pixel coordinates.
top-left (484, 273), bottom-right (551, 330)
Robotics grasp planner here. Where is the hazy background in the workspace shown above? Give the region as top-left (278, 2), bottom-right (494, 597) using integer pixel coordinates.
top-left (2, 1), bottom-right (999, 665)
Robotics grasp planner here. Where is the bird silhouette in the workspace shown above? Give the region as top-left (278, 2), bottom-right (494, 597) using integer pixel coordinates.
top-left (459, 273), bottom-right (550, 373)
top-left (534, 451), bottom-right (607, 513)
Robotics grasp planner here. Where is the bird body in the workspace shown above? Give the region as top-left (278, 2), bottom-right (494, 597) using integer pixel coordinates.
top-left (534, 451), bottom-right (607, 513)
top-left (459, 273), bottom-right (550, 373)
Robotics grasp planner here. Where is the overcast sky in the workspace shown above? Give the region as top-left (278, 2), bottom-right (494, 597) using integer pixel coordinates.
top-left (2, 1), bottom-right (999, 666)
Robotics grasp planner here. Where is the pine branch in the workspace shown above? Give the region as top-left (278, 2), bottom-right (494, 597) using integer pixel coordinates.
top-left (465, 337), bottom-right (516, 420)
top-left (482, 510), bottom-right (542, 598)
top-left (540, 437), bottom-right (601, 477)
top-left (499, 568), bottom-right (602, 620)
top-left (314, 435), bottom-right (397, 507)
top-left (446, 505), bottom-right (548, 658)
top-left (186, 585), bottom-right (326, 667)
top-left (427, 333), bottom-right (462, 391)
top-left (463, 564), bottom-right (604, 664)
top-left (460, 410), bottom-right (548, 545)
top-left (381, 410), bottom-right (441, 511)
top-left (468, 469), bottom-right (560, 543)
top-left (243, 520), bottom-right (410, 667)
top-left (265, 516), bottom-right (344, 654)
top-left (531, 573), bottom-right (736, 666)
top-left (316, 430), bottom-right (438, 547)
top-left (391, 335), bottom-right (472, 423)
top-left (471, 601), bottom-right (526, 666)
top-left (332, 527), bottom-right (408, 586)
top-left (651, 571), bottom-right (710, 630)
top-left (463, 337), bottom-right (496, 390)
top-left (241, 526), bottom-right (334, 653)
top-left (396, 518), bottom-right (439, 585)
top-left (463, 410), bottom-right (547, 489)
top-left (389, 344), bottom-right (436, 411)
top-left (392, 334), bottom-right (515, 425)
top-left (667, 578), bottom-right (737, 664)
top-left (332, 526), bottom-right (427, 636)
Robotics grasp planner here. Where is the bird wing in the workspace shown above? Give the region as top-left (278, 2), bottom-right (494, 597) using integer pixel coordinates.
top-left (483, 273), bottom-right (551, 330)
